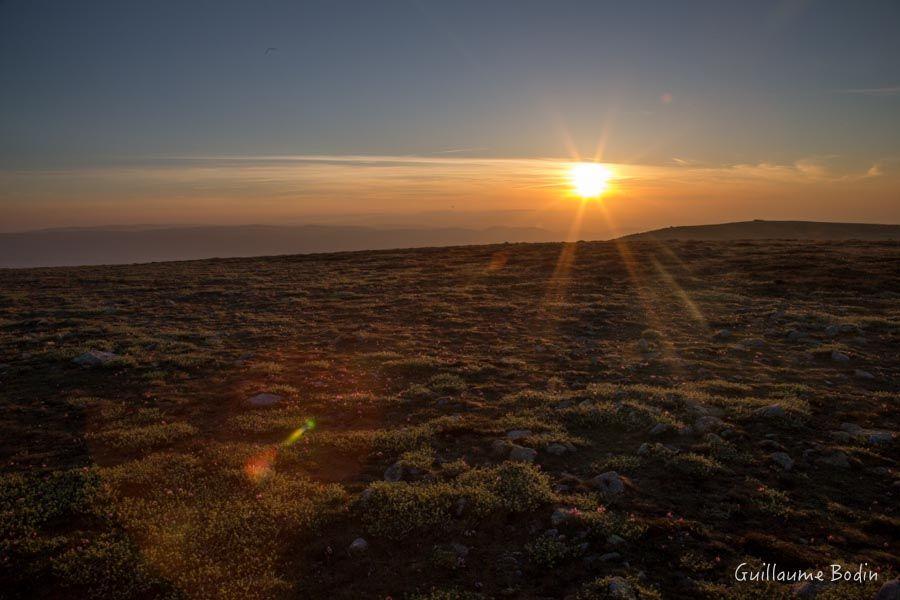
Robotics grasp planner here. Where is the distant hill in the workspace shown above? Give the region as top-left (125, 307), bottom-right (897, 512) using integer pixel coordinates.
top-left (620, 220), bottom-right (900, 241)
top-left (0, 224), bottom-right (558, 268)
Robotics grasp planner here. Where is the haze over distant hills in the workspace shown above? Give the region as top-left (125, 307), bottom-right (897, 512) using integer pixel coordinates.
top-left (4, 219), bottom-right (899, 269)
top-left (621, 220), bottom-right (900, 241)
top-left (0, 224), bottom-right (557, 268)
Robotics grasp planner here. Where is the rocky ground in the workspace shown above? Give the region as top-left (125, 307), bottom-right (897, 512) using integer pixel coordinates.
top-left (0, 239), bottom-right (898, 599)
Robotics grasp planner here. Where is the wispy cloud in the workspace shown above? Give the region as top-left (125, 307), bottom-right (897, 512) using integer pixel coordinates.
top-left (837, 85), bottom-right (900, 97)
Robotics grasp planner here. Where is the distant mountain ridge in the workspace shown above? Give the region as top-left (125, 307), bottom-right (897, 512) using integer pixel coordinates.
top-left (620, 220), bottom-right (900, 241)
top-left (0, 224), bottom-right (558, 268)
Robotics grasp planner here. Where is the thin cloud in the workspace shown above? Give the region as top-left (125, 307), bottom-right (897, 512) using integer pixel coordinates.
top-left (838, 85), bottom-right (900, 97)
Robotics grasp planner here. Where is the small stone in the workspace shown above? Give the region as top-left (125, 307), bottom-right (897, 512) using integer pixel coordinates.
top-left (830, 350), bottom-right (850, 363)
top-left (348, 537), bottom-right (368, 555)
top-left (607, 534), bottom-right (626, 546)
top-left (545, 443), bottom-right (568, 456)
top-left (508, 445), bottom-right (538, 463)
top-left (741, 338), bottom-right (765, 349)
top-left (713, 329), bottom-right (732, 341)
top-left (506, 429), bottom-right (532, 440)
top-left (786, 329), bottom-right (806, 341)
top-left (588, 471), bottom-right (625, 495)
top-left (72, 350), bottom-right (119, 367)
top-left (247, 392), bottom-right (282, 407)
top-left (637, 443), bottom-right (651, 456)
top-left (854, 369), bottom-right (875, 380)
top-left (770, 452), bottom-right (794, 471)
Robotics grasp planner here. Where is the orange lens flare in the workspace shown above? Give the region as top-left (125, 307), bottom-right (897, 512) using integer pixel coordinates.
top-left (244, 418), bottom-right (316, 483)
top-left (244, 447), bottom-right (276, 483)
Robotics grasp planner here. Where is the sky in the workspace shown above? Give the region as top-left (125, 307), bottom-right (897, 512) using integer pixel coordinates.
top-left (1, 0), bottom-right (899, 235)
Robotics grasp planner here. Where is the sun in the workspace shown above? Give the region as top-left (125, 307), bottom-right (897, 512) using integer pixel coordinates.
top-left (569, 162), bottom-right (613, 199)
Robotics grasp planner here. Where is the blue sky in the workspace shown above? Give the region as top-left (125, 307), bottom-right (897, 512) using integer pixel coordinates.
top-left (1, 0), bottom-right (898, 231)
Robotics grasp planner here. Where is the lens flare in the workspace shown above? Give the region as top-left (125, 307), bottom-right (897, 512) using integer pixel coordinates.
top-left (244, 418), bottom-right (317, 483)
top-left (283, 419), bottom-right (316, 447)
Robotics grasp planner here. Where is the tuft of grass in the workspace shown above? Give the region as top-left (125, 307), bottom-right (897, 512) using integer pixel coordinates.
top-left (358, 462), bottom-right (553, 539)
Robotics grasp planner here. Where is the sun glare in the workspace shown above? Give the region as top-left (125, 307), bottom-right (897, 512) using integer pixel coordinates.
top-left (569, 162), bottom-right (613, 199)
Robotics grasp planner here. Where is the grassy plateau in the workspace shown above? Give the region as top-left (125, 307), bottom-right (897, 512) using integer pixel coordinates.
top-left (0, 239), bottom-right (897, 599)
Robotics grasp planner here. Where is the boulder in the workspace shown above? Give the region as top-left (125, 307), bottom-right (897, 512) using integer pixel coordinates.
top-left (545, 443), bottom-right (568, 456)
top-left (509, 445), bottom-right (538, 463)
top-left (588, 471), bottom-right (625, 495)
